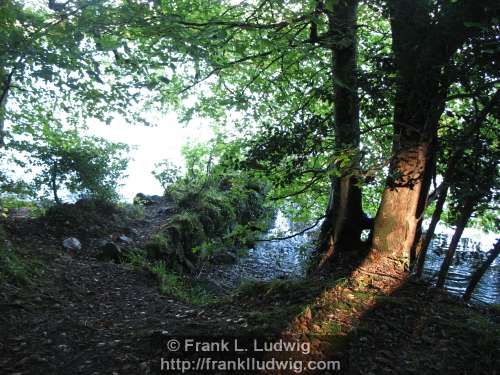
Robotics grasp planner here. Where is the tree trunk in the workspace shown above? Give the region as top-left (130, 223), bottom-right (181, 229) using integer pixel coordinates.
top-left (0, 67), bottom-right (10, 148)
top-left (50, 168), bottom-right (61, 204)
top-left (414, 90), bottom-right (499, 277)
top-left (436, 200), bottom-right (475, 288)
top-left (409, 136), bottom-right (437, 268)
top-left (357, 0), bottom-right (496, 285)
top-left (367, 0), bottom-right (450, 276)
top-left (415, 181), bottom-right (449, 277)
top-left (463, 239), bottom-right (500, 301)
top-left (318, 0), bottom-right (366, 265)
top-left (371, 140), bottom-right (431, 268)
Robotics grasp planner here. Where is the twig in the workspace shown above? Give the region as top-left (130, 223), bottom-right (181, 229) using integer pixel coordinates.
top-left (256, 215), bottom-right (325, 242)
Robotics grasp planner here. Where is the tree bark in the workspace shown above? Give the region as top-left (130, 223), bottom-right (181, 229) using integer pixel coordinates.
top-left (0, 67), bottom-right (11, 148)
top-left (415, 181), bottom-right (449, 278)
top-left (463, 239), bottom-right (500, 301)
top-left (318, 0), bottom-right (367, 266)
top-left (365, 0), bottom-right (492, 275)
top-left (50, 167), bottom-right (61, 204)
top-left (436, 200), bottom-right (475, 288)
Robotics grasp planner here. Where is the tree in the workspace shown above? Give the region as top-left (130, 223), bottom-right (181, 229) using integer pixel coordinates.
top-left (435, 105), bottom-right (499, 287)
top-left (463, 239), bottom-right (500, 301)
top-left (107, 0), bottom-right (382, 256)
top-left (317, 0), bottom-right (368, 266)
top-left (10, 116), bottom-right (129, 203)
top-left (416, 90), bottom-right (500, 277)
top-left (366, 0), bottom-right (499, 278)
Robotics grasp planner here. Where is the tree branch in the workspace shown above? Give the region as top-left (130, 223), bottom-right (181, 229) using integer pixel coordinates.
top-left (256, 215), bottom-right (325, 242)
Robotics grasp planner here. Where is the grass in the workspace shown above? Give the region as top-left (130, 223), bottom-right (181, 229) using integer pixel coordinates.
top-left (117, 202), bottom-right (145, 220)
top-left (0, 195), bottom-right (47, 219)
top-left (0, 244), bottom-right (33, 284)
top-left (145, 174), bottom-right (273, 272)
top-left (150, 261), bottom-right (217, 305)
top-left (124, 249), bottom-right (216, 305)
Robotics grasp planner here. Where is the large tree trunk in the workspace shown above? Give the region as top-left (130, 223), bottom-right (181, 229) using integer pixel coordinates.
top-left (370, 65), bottom-right (445, 270)
top-left (463, 239), bottom-right (500, 301)
top-left (371, 140), bottom-right (431, 268)
top-left (436, 199), bottom-right (475, 288)
top-left (318, 0), bottom-right (367, 266)
top-left (366, 0), bottom-right (452, 277)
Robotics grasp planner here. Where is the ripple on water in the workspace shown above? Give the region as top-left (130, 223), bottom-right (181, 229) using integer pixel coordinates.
top-left (203, 214), bottom-right (500, 304)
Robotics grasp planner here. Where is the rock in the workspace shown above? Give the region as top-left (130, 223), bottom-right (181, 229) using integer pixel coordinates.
top-left (117, 234), bottom-right (133, 245)
top-left (133, 193), bottom-right (163, 206)
top-left (8, 207), bottom-right (32, 219)
top-left (210, 251), bottom-right (237, 265)
top-left (62, 237), bottom-right (81, 251)
top-left (96, 242), bottom-right (123, 263)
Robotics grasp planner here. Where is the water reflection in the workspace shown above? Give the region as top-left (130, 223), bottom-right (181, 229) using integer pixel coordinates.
top-left (204, 213), bottom-right (499, 304)
top-left (421, 233), bottom-right (500, 304)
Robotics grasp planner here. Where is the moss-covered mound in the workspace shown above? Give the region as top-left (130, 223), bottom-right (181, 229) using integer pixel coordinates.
top-left (145, 174), bottom-right (273, 272)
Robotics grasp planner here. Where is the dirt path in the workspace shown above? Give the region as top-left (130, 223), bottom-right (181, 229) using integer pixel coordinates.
top-left (0, 201), bottom-right (250, 374)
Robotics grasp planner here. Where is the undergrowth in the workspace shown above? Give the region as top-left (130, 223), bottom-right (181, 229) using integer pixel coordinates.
top-left (145, 172), bottom-right (273, 272)
top-left (0, 227), bottom-right (34, 284)
top-left (125, 249), bottom-right (216, 305)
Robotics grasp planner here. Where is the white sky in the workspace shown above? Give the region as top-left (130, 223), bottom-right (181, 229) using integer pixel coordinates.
top-left (86, 112), bottom-right (214, 201)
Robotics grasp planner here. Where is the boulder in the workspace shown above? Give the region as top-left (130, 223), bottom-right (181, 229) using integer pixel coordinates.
top-left (62, 237), bottom-right (82, 251)
top-left (133, 193), bottom-right (163, 206)
top-left (96, 242), bottom-right (123, 263)
top-left (111, 233), bottom-right (133, 245)
top-left (8, 207), bottom-right (32, 220)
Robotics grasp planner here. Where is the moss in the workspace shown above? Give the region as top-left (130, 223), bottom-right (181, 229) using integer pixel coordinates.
top-left (145, 174), bottom-right (272, 272)
top-left (150, 261), bottom-right (216, 305)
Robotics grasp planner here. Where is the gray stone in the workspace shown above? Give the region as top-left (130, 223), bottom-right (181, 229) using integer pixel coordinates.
top-left (133, 193), bottom-right (162, 206)
top-left (62, 237), bottom-right (82, 251)
top-left (117, 234), bottom-right (133, 245)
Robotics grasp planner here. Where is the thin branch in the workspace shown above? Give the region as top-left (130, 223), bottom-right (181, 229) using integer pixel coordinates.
top-left (256, 215), bottom-right (325, 242)
top-left (179, 51), bottom-right (274, 93)
top-left (270, 174), bottom-right (324, 201)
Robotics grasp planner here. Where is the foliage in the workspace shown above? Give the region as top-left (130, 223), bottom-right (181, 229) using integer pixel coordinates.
top-left (0, 227), bottom-right (32, 284)
top-left (0, 0), bottom-right (497, 268)
top-left (152, 160), bottom-right (181, 190)
top-left (0, 195), bottom-right (47, 219)
top-left (148, 139), bottom-right (273, 272)
top-left (124, 249), bottom-right (216, 305)
top-left (150, 260), bottom-right (216, 305)
top-left (0, 246), bottom-right (31, 285)
top-left (10, 118), bottom-right (129, 203)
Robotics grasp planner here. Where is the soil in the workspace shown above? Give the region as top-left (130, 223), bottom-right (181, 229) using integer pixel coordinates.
top-left (1, 199), bottom-right (499, 374)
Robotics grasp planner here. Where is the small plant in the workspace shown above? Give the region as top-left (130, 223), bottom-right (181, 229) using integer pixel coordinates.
top-left (124, 248), bottom-right (149, 270)
top-left (118, 202), bottom-right (145, 220)
top-left (149, 260), bottom-right (216, 305)
top-left (0, 242), bottom-right (32, 284)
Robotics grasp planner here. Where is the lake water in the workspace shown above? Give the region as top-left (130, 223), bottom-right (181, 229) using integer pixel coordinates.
top-left (420, 233), bottom-right (499, 304)
top-left (207, 213), bottom-right (499, 304)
